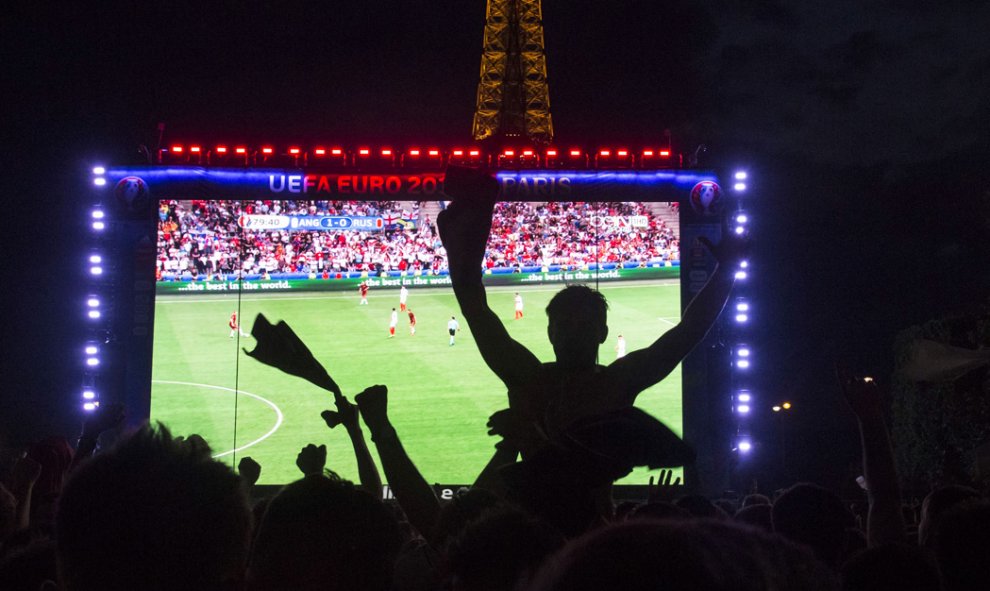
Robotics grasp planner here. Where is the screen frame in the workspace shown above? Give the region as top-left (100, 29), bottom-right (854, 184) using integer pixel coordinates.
top-left (94, 165), bottom-right (733, 495)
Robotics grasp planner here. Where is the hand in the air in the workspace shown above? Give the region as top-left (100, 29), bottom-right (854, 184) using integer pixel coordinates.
top-left (354, 385), bottom-right (390, 434)
top-left (296, 443), bottom-right (327, 476)
top-left (836, 364), bottom-right (883, 420)
top-left (238, 456), bottom-right (262, 486)
top-left (647, 468), bottom-right (682, 503)
top-left (321, 395), bottom-right (360, 430)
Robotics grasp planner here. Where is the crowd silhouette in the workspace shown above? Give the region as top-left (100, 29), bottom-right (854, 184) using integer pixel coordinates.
top-left (2, 167), bottom-right (987, 590)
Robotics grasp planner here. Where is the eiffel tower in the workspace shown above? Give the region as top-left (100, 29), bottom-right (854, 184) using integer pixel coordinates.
top-left (472, 0), bottom-right (553, 145)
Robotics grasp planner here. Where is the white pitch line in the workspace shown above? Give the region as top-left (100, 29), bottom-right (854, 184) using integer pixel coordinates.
top-left (151, 380), bottom-right (284, 458)
top-left (657, 317), bottom-right (678, 326)
top-left (155, 281), bottom-right (680, 304)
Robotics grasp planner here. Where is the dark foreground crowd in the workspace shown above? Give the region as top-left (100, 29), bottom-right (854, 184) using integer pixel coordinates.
top-left (1, 379), bottom-right (988, 591)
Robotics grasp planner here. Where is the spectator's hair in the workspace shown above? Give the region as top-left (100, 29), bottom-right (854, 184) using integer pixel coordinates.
top-left (932, 499), bottom-right (990, 591)
top-left (771, 482), bottom-right (854, 568)
top-left (841, 543), bottom-right (941, 591)
top-left (545, 285), bottom-right (608, 327)
top-left (735, 503), bottom-right (773, 532)
top-left (446, 507), bottom-right (564, 591)
top-left (918, 484), bottom-right (981, 547)
top-left (531, 519), bottom-right (839, 591)
top-left (249, 474), bottom-right (402, 591)
top-left (56, 424), bottom-right (251, 591)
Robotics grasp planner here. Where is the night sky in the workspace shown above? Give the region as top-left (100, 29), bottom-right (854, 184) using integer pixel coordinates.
top-left (4, 1), bottom-right (989, 484)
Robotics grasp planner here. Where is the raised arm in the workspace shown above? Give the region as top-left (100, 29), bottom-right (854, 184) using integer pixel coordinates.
top-left (321, 394), bottom-right (383, 497)
top-left (614, 234), bottom-right (741, 395)
top-left (354, 385), bottom-right (441, 538)
top-left (438, 167), bottom-right (541, 388)
top-left (837, 366), bottom-right (905, 546)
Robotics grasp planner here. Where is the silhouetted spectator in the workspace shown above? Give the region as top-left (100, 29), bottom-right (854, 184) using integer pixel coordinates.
top-left (0, 539), bottom-right (57, 591)
top-left (446, 507), bottom-right (565, 591)
top-left (735, 503), bottom-right (773, 532)
top-left (917, 484), bottom-right (981, 548)
top-left (56, 425), bottom-right (252, 591)
top-left (530, 519), bottom-right (839, 590)
top-left (431, 488), bottom-right (504, 550)
top-left (772, 482), bottom-right (856, 569)
top-left (931, 499), bottom-right (990, 591)
top-left (841, 543), bottom-right (941, 591)
top-left (248, 474), bottom-right (402, 591)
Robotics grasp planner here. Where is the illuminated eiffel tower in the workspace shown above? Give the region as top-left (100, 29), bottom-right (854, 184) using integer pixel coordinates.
top-left (472, 0), bottom-right (553, 145)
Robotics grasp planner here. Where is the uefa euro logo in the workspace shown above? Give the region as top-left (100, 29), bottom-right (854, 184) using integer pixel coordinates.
top-left (689, 181), bottom-right (721, 216)
top-left (114, 176), bottom-right (151, 213)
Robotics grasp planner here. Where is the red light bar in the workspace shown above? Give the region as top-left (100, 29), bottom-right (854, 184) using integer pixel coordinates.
top-left (599, 150), bottom-right (611, 157)
top-left (546, 149), bottom-right (558, 157)
top-left (261, 147), bottom-right (273, 154)
top-left (504, 150), bottom-right (515, 157)
top-left (642, 150), bottom-right (654, 157)
top-left (523, 150), bottom-right (534, 156)
top-left (358, 148), bottom-right (370, 156)
top-left (569, 149), bottom-right (581, 157)
top-left (190, 146), bottom-right (201, 153)
top-left (381, 149), bottom-right (392, 156)
top-left (617, 150), bottom-right (628, 157)
top-left (216, 146), bottom-right (228, 154)
top-left (428, 149), bottom-right (440, 157)
top-left (659, 150), bottom-right (671, 157)
top-left (235, 147), bottom-right (247, 154)
top-left (171, 145), bottom-right (183, 153)
top-left (314, 148), bottom-right (326, 155)
top-left (331, 148), bottom-right (343, 155)
top-left (469, 150), bottom-right (480, 156)
top-left (452, 149), bottom-right (464, 156)
top-left (289, 147), bottom-right (301, 155)
top-left (409, 149), bottom-right (421, 156)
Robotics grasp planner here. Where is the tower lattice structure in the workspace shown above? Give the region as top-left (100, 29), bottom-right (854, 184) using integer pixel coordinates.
top-left (472, 0), bottom-right (553, 145)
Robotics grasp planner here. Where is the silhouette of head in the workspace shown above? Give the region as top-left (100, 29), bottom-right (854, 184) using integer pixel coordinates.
top-left (771, 482), bottom-right (854, 568)
top-left (531, 519), bottom-right (839, 591)
top-left (249, 474), bottom-right (402, 591)
top-left (545, 285), bottom-right (608, 367)
top-left (918, 484), bottom-right (981, 548)
top-left (932, 499), bottom-right (990, 591)
top-left (446, 507), bottom-right (564, 591)
top-left (56, 424), bottom-right (251, 591)
top-left (842, 543), bottom-right (941, 591)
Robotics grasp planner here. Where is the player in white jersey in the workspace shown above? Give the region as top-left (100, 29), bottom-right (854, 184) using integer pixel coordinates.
top-left (399, 285), bottom-right (409, 311)
top-left (514, 292), bottom-right (524, 320)
top-left (389, 308), bottom-right (398, 338)
top-left (447, 316), bottom-right (460, 346)
top-left (615, 334), bottom-right (627, 359)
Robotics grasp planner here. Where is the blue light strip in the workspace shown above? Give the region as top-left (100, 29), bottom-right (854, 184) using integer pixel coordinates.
top-left (731, 170), bottom-right (753, 455)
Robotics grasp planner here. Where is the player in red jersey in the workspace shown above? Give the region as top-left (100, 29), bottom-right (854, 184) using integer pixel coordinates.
top-left (359, 281), bottom-right (369, 305)
top-left (408, 309), bottom-right (416, 336)
top-left (228, 312), bottom-right (250, 338)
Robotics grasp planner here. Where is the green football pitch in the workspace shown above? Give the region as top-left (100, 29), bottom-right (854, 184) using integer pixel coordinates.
top-left (150, 281), bottom-right (682, 485)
